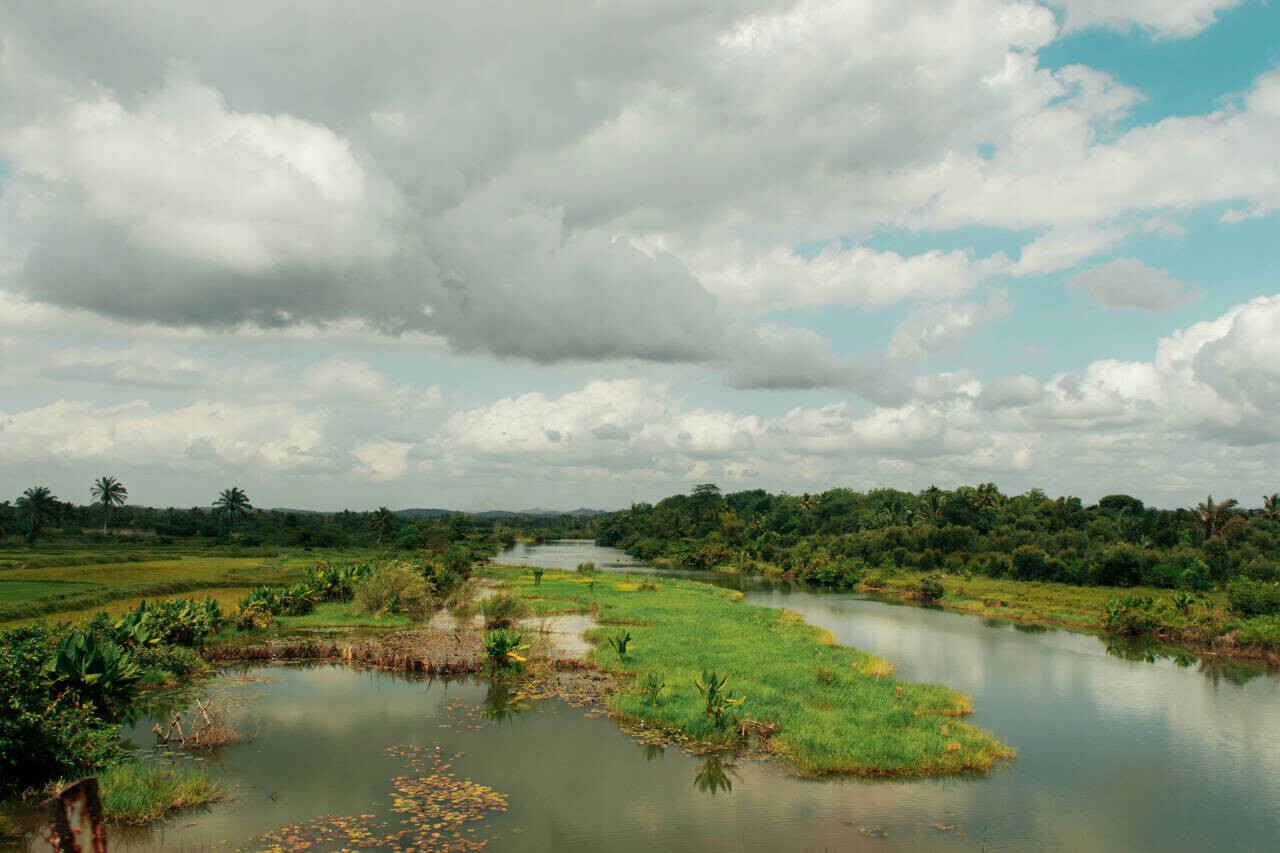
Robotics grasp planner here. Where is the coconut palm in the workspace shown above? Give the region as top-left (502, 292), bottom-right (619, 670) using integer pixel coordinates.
top-left (370, 506), bottom-right (396, 544)
top-left (17, 486), bottom-right (58, 539)
top-left (213, 487), bottom-right (253, 533)
top-left (1263, 493), bottom-right (1280, 521)
top-left (90, 476), bottom-right (128, 535)
top-left (1194, 494), bottom-right (1238, 540)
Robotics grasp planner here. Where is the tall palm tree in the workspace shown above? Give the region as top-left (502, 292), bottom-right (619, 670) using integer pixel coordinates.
top-left (90, 475), bottom-right (128, 535)
top-left (16, 486), bottom-right (58, 539)
top-left (1263, 493), bottom-right (1280, 521)
top-left (213, 487), bottom-right (253, 534)
top-left (370, 506), bottom-right (396, 544)
top-left (1194, 494), bottom-right (1238, 540)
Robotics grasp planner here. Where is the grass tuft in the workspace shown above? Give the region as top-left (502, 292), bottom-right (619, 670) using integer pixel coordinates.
top-left (98, 761), bottom-right (220, 825)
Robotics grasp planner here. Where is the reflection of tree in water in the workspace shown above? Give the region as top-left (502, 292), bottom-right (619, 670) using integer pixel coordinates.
top-left (1011, 622), bottom-right (1048, 634)
top-left (483, 679), bottom-right (529, 723)
top-left (1104, 638), bottom-right (1266, 686)
top-left (694, 753), bottom-right (739, 795)
top-left (641, 743), bottom-right (665, 762)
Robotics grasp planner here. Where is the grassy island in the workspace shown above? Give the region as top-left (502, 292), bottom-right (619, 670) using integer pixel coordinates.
top-left (486, 565), bottom-right (1013, 778)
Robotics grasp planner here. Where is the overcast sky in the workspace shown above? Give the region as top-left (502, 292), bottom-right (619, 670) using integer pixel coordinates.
top-left (2, 0), bottom-right (1278, 512)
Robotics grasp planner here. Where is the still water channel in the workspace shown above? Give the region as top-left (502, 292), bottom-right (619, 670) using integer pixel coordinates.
top-left (13, 541), bottom-right (1280, 852)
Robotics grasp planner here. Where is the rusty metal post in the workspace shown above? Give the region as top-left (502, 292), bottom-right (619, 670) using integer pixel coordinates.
top-left (46, 777), bottom-right (107, 853)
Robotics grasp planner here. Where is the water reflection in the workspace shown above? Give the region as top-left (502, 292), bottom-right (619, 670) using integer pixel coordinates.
top-left (693, 753), bottom-right (738, 796)
top-left (483, 679), bottom-right (530, 723)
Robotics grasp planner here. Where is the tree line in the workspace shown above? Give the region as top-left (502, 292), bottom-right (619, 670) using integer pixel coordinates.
top-left (2, 479), bottom-right (590, 548)
top-left (595, 483), bottom-right (1280, 591)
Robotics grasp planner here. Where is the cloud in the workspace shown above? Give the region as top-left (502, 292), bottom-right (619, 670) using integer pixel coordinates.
top-left (1051, 0), bottom-right (1247, 38)
top-left (1067, 257), bottom-right (1201, 311)
top-left (887, 290), bottom-right (1014, 360)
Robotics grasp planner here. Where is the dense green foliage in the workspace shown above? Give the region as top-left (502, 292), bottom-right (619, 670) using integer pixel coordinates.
top-left (0, 625), bottom-right (123, 794)
top-left (598, 484), bottom-right (1280, 593)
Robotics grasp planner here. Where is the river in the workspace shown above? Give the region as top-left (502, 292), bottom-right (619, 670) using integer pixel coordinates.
top-left (8, 540), bottom-right (1278, 852)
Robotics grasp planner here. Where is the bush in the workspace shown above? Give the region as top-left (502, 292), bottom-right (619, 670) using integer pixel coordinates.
top-left (913, 574), bottom-right (945, 603)
top-left (1227, 579), bottom-right (1280, 617)
top-left (0, 625), bottom-right (123, 795)
top-left (481, 588), bottom-right (527, 629)
top-left (1101, 595), bottom-right (1159, 635)
top-left (134, 644), bottom-right (203, 678)
top-left (352, 562), bottom-right (434, 620)
top-left (482, 628), bottom-right (529, 672)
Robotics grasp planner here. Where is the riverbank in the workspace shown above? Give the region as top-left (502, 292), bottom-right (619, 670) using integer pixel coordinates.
top-left (482, 565), bottom-right (1014, 778)
top-left (802, 569), bottom-right (1280, 666)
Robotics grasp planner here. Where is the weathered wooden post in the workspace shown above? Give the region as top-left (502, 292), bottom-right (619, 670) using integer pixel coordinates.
top-left (46, 777), bottom-right (107, 853)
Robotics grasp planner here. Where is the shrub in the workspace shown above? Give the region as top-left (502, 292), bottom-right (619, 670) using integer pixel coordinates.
top-left (482, 628), bottom-right (529, 672)
top-left (913, 574), bottom-right (945, 603)
top-left (1101, 595), bottom-right (1158, 635)
top-left (481, 588), bottom-right (527, 629)
top-left (134, 644), bottom-right (203, 678)
top-left (352, 562), bottom-right (434, 620)
top-left (0, 625), bottom-right (122, 795)
top-left (1227, 579), bottom-right (1280, 617)
top-left (52, 629), bottom-right (142, 715)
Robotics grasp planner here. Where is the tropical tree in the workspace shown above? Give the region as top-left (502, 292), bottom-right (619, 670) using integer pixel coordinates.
top-left (1263, 493), bottom-right (1280, 521)
top-left (213, 487), bottom-right (253, 534)
top-left (16, 486), bottom-right (58, 539)
top-left (370, 506), bottom-right (396, 544)
top-left (90, 475), bottom-right (128, 535)
top-left (1194, 494), bottom-right (1238, 540)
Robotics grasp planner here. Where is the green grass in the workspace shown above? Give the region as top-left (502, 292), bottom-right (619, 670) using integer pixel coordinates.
top-left (0, 555), bottom-right (291, 625)
top-left (274, 601), bottom-right (412, 629)
top-left (485, 566), bottom-right (1013, 778)
top-left (98, 761), bottom-right (220, 825)
top-left (0, 579), bottom-right (100, 601)
top-left (868, 571), bottom-right (1227, 629)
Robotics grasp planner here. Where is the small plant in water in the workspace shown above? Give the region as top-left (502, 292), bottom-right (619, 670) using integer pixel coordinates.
top-left (695, 670), bottom-right (743, 730)
top-left (483, 628), bottom-right (530, 673)
top-left (637, 672), bottom-right (666, 706)
top-left (531, 568), bottom-right (544, 586)
top-left (606, 629), bottom-right (633, 661)
top-left (576, 561), bottom-right (599, 576)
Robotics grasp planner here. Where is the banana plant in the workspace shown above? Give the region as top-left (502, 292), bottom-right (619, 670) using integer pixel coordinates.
top-left (695, 670), bottom-right (744, 729)
top-left (50, 629), bottom-right (142, 715)
top-left (606, 630), bottom-right (633, 662)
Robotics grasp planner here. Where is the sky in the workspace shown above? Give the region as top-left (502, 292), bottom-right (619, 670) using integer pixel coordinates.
top-left (1, 0), bottom-right (1278, 512)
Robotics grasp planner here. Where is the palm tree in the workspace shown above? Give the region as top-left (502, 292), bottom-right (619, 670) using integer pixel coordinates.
top-left (370, 506), bottom-right (396, 544)
top-left (17, 486), bottom-right (58, 539)
top-left (213, 487), bottom-right (253, 534)
top-left (1194, 494), bottom-right (1238, 540)
top-left (1263, 493), bottom-right (1280, 521)
top-left (90, 476), bottom-right (128, 535)
top-left (974, 482), bottom-right (1005, 511)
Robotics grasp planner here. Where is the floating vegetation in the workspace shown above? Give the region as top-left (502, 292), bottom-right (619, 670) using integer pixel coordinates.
top-left (243, 744), bottom-right (508, 852)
